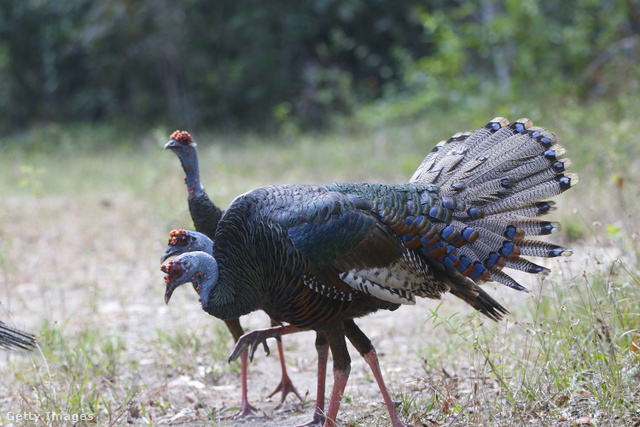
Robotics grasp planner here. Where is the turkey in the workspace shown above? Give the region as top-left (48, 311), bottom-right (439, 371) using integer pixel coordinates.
top-left (0, 320), bottom-right (37, 351)
top-left (162, 118), bottom-right (576, 427)
top-left (162, 229), bottom-right (330, 425)
top-left (164, 131), bottom-right (304, 418)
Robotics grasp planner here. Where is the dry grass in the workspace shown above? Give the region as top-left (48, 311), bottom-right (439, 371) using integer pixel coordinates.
top-left (0, 110), bottom-right (639, 426)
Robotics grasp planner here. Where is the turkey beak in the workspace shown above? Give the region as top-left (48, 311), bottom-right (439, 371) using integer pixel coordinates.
top-left (163, 139), bottom-right (179, 150)
top-left (164, 283), bottom-right (177, 304)
top-left (160, 247), bottom-right (179, 264)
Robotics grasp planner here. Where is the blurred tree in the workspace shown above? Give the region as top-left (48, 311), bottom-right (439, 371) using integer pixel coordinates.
top-left (0, 0), bottom-right (638, 136)
top-left (405, 0), bottom-right (640, 99)
top-left (0, 0), bottom-right (428, 132)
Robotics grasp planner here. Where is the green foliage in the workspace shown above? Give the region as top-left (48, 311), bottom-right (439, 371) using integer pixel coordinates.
top-left (1, 0), bottom-right (638, 135)
top-left (379, 0), bottom-right (640, 121)
top-left (17, 164), bottom-right (46, 196)
top-left (0, 0), bottom-right (425, 132)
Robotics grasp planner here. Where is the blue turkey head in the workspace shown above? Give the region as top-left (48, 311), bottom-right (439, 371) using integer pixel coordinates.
top-left (162, 251), bottom-right (219, 305)
top-left (164, 130), bottom-right (196, 151)
top-left (161, 229), bottom-right (214, 263)
top-left (164, 130), bottom-right (203, 196)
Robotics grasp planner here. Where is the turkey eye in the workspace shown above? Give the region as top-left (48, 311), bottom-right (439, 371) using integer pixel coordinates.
top-left (177, 235), bottom-right (189, 246)
top-left (169, 266), bottom-right (183, 278)
top-left (180, 136), bottom-right (190, 145)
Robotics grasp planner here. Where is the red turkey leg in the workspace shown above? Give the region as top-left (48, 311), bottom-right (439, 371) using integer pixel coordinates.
top-left (323, 327), bottom-right (351, 427)
top-left (343, 320), bottom-right (407, 426)
top-left (324, 367), bottom-right (349, 427)
top-left (269, 338), bottom-right (304, 406)
top-left (295, 333), bottom-right (329, 427)
top-left (218, 351), bottom-right (258, 419)
top-left (362, 348), bottom-right (406, 427)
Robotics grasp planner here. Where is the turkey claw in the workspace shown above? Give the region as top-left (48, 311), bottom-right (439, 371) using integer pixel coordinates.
top-left (259, 340), bottom-right (271, 360)
top-left (229, 328), bottom-right (282, 363)
top-left (218, 400), bottom-right (259, 420)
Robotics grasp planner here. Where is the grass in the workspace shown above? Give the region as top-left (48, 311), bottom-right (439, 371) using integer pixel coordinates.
top-left (0, 93), bottom-right (639, 425)
top-left (405, 259), bottom-right (640, 426)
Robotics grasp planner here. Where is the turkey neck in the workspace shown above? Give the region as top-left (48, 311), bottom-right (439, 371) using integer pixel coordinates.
top-left (177, 144), bottom-right (205, 197)
top-left (178, 145), bottom-right (223, 238)
top-left (188, 193), bottom-right (223, 239)
top-left (199, 207), bottom-right (267, 320)
top-left (198, 254), bottom-right (264, 321)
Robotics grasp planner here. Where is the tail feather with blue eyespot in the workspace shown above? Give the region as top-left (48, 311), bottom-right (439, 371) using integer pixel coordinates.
top-left (408, 118), bottom-right (576, 292)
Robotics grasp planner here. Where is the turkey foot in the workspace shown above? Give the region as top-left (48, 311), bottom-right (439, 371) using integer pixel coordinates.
top-left (295, 412), bottom-right (325, 427)
top-left (218, 399), bottom-right (258, 419)
top-left (269, 339), bottom-right (304, 406)
top-left (229, 325), bottom-right (303, 363)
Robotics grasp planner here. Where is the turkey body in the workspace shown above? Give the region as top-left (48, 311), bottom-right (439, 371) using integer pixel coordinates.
top-left (202, 182), bottom-right (506, 326)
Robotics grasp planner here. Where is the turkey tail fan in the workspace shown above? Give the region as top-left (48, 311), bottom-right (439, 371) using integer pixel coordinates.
top-left (410, 118), bottom-right (576, 293)
top-left (0, 321), bottom-right (37, 351)
top-left (410, 117), bottom-right (510, 186)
